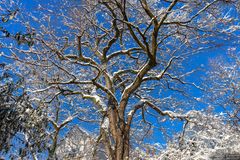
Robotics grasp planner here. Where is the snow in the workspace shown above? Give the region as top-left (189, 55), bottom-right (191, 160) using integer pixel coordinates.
top-left (160, 112), bottom-right (240, 160)
top-left (25, 108), bottom-right (31, 114)
top-left (101, 117), bottom-right (109, 130)
top-left (83, 93), bottom-right (107, 111)
top-left (195, 97), bottom-right (201, 101)
top-left (128, 110), bottom-right (134, 117)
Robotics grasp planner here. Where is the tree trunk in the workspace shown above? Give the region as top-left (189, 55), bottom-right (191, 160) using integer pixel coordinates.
top-left (48, 129), bottom-right (59, 160)
top-left (123, 131), bottom-right (130, 160)
top-left (114, 128), bottom-right (130, 160)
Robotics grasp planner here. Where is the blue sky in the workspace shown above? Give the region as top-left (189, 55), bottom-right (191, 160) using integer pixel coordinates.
top-left (0, 0), bottom-right (239, 158)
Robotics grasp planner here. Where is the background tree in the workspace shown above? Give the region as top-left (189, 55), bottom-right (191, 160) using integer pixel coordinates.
top-left (0, 63), bottom-right (48, 159)
top-left (160, 111), bottom-right (240, 160)
top-left (0, 0), bottom-right (34, 47)
top-left (205, 51), bottom-right (240, 128)
top-left (159, 51), bottom-right (240, 160)
top-left (0, 0), bottom-right (240, 159)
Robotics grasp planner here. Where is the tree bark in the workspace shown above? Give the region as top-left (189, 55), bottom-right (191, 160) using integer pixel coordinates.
top-left (115, 129), bottom-right (130, 160)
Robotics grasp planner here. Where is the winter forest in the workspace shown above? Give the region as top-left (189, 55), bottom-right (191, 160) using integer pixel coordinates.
top-left (0, 0), bottom-right (239, 159)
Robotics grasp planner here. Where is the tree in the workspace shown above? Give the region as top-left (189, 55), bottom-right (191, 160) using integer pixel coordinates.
top-left (0, 64), bottom-right (48, 159)
top-left (55, 126), bottom-right (107, 160)
top-left (159, 51), bottom-right (240, 160)
top-left (0, 63), bottom-right (22, 152)
top-left (205, 51), bottom-right (240, 128)
top-left (159, 111), bottom-right (240, 160)
top-left (0, 1), bottom-right (34, 47)
top-left (1, 0), bottom-right (239, 159)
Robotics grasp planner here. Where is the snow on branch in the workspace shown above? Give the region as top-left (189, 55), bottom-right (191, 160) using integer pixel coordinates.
top-left (144, 100), bottom-right (189, 120)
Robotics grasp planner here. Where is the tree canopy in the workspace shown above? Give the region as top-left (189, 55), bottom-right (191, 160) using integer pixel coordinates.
top-left (0, 0), bottom-right (239, 159)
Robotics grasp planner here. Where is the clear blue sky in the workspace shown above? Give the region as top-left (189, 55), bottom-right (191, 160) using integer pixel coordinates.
top-left (0, 0), bottom-right (238, 156)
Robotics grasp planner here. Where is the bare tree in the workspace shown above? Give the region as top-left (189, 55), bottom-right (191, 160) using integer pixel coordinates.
top-left (206, 51), bottom-right (240, 128)
top-left (160, 111), bottom-right (240, 160)
top-left (1, 0), bottom-right (240, 159)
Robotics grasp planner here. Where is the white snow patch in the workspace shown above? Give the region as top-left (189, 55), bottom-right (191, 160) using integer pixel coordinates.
top-left (101, 117), bottom-right (109, 130)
